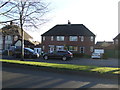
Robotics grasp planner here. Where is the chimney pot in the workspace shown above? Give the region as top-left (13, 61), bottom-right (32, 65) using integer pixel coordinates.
top-left (68, 20), bottom-right (71, 24)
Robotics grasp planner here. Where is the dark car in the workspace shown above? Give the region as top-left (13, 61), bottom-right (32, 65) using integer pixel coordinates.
top-left (13, 48), bottom-right (39, 58)
top-left (43, 50), bottom-right (73, 61)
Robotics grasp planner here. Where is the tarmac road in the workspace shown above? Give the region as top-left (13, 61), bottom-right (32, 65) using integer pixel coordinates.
top-left (25, 57), bottom-right (119, 67)
top-left (2, 55), bottom-right (118, 67)
top-left (2, 66), bottom-right (119, 88)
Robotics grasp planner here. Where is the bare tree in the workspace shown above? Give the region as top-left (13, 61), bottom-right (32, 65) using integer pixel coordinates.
top-left (0, 0), bottom-right (50, 60)
top-left (0, 0), bottom-right (10, 8)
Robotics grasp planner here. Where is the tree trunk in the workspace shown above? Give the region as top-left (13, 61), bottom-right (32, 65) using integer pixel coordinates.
top-left (21, 27), bottom-right (24, 60)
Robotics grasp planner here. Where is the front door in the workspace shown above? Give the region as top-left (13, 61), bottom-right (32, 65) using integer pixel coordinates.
top-left (80, 47), bottom-right (85, 53)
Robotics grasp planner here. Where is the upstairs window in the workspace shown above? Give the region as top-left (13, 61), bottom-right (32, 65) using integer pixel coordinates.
top-left (51, 36), bottom-right (54, 41)
top-left (115, 39), bottom-right (118, 44)
top-left (80, 36), bottom-right (84, 42)
top-left (90, 36), bottom-right (94, 41)
top-left (43, 36), bottom-right (45, 41)
top-left (69, 36), bottom-right (78, 41)
top-left (57, 36), bottom-right (64, 41)
top-left (5, 35), bottom-right (12, 41)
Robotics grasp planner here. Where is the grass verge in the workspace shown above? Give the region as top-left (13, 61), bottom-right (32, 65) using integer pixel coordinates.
top-left (0, 59), bottom-right (120, 75)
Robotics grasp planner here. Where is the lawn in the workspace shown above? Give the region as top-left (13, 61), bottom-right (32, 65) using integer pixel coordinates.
top-left (0, 59), bottom-right (120, 75)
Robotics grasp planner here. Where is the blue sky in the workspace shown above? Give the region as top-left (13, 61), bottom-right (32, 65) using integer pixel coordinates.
top-left (1, 0), bottom-right (119, 42)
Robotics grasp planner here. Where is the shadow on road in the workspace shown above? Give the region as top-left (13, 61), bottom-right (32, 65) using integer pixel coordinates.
top-left (2, 66), bottom-right (118, 88)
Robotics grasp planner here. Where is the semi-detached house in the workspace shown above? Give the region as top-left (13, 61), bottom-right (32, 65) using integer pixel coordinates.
top-left (41, 23), bottom-right (96, 55)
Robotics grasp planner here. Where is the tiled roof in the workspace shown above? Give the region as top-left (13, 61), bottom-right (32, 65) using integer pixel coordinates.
top-left (41, 24), bottom-right (95, 36)
top-left (12, 39), bottom-right (35, 46)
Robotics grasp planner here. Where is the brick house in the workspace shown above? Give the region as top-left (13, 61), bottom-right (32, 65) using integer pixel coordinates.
top-left (41, 23), bottom-right (95, 55)
top-left (95, 41), bottom-right (114, 49)
top-left (1, 22), bottom-right (33, 51)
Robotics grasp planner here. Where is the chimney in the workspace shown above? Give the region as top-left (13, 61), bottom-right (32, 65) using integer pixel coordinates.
top-left (68, 20), bottom-right (71, 24)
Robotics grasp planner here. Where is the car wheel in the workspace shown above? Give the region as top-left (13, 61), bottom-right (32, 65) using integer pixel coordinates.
top-left (62, 56), bottom-right (67, 61)
top-left (44, 56), bottom-right (48, 60)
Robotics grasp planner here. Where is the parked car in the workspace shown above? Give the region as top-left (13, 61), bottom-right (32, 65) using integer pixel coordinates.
top-left (43, 50), bottom-right (73, 61)
top-left (91, 49), bottom-right (104, 59)
top-left (13, 48), bottom-right (39, 58)
top-left (91, 53), bottom-right (102, 59)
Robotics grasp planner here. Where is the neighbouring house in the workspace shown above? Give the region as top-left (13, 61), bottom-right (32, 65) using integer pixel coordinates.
top-left (95, 41), bottom-right (114, 49)
top-left (1, 22), bottom-right (33, 52)
top-left (41, 22), bottom-right (96, 55)
top-left (95, 41), bottom-right (115, 58)
top-left (11, 39), bottom-right (41, 48)
top-left (113, 33), bottom-right (120, 49)
top-left (113, 33), bottom-right (120, 58)
top-left (11, 39), bottom-right (42, 55)
top-left (11, 39), bottom-right (35, 49)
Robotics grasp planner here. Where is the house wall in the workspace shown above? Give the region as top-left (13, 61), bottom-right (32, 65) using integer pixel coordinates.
top-left (41, 36), bottom-right (95, 55)
top-left (5, 35), bottom-right (13, 50)
top-left (15, 40), bottom-right (21, 46)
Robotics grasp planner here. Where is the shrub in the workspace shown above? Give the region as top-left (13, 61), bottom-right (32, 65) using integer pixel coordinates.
top-left (73, 53), bottom-right (90, 58)
top-left (102, 53), bottom-right (108, 59)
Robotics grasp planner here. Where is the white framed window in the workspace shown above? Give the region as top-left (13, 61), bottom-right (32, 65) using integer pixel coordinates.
top-left (80, 36), bottom-right (84, 42)
top-left (5, 44), bottom-right (11, 50)
top-left (5, 35), bottom-right (12, 41)
top-left (43, 36), bottom-right (45, 41)
top-left (56, 46), bottom-right (64, 51)
top-left (56, 36), bottom-right (64, 41)
top-left (80, 47), bottom-right (85, 53)
top-left (90, 46), bottom-right (94, 52)
top-left (90, 36), bottom-right (94, 41)
top-left (14, 36), bottom-right (18, 41)
top-left (51, 36), bottom-right (54, 41)
top-left (69, 36), bottom-right (78, 41)
top-left (69, 46), bottom-right (78, 51)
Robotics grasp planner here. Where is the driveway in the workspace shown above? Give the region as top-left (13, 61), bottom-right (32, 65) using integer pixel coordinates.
top-left (25, 58), bottom-right (118, 68)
